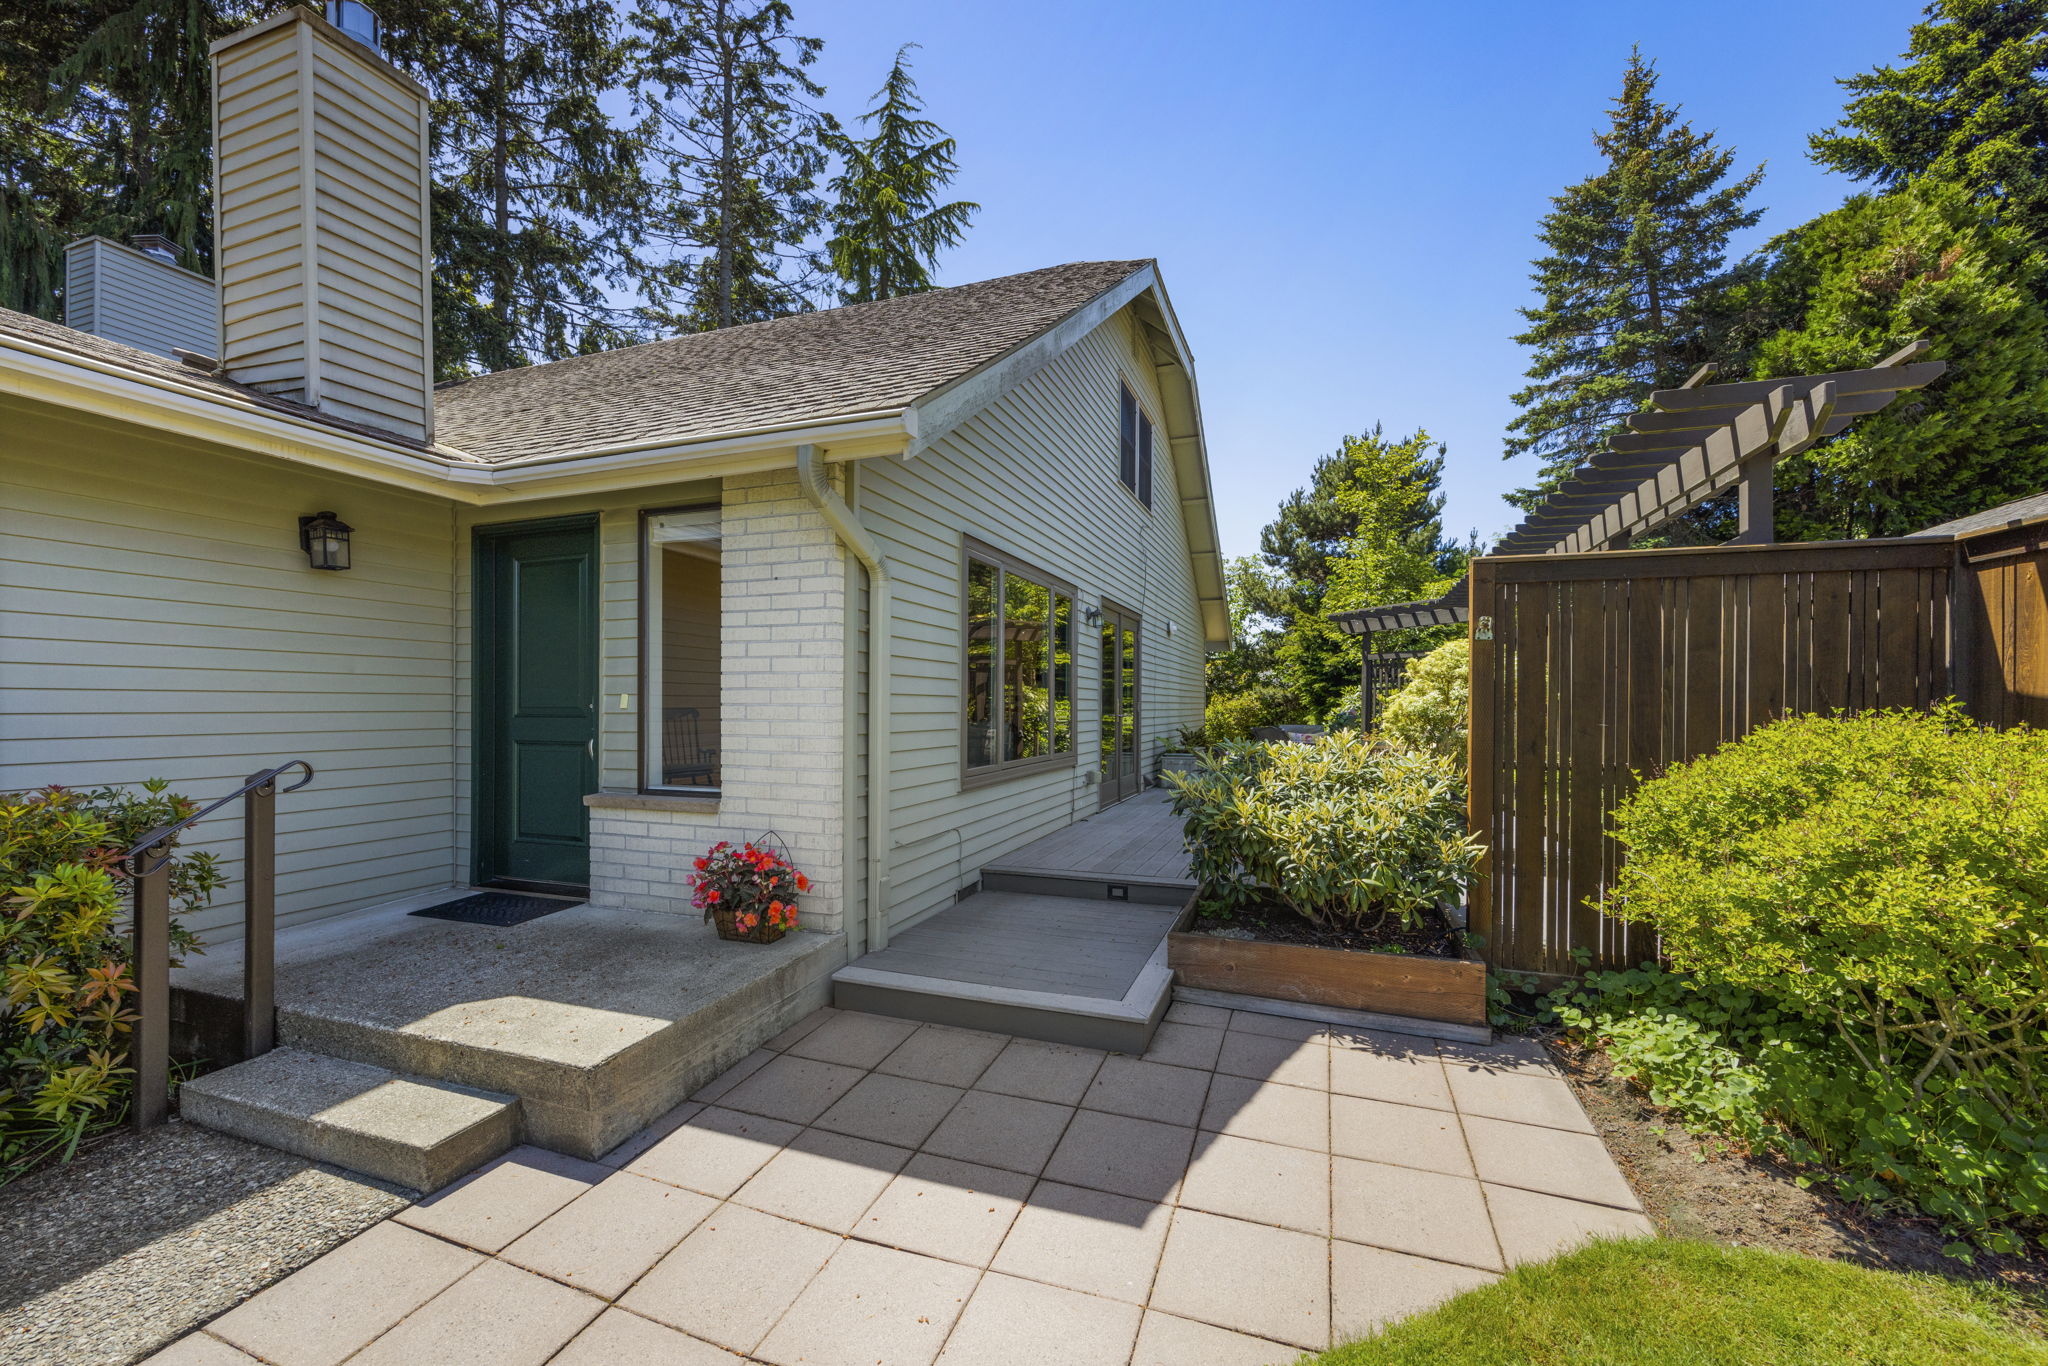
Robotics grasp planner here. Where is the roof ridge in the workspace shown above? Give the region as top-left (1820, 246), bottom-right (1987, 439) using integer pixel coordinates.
top-left (437, 258), bottom-right (1151, 390)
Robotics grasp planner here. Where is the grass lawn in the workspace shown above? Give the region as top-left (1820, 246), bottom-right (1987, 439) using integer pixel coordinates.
top-left (1307, 1238), bottom-right (2046, 1366)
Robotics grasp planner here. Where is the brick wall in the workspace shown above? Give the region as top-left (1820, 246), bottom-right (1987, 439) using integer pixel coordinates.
top-left (587, 469), bottom-right (850, 936)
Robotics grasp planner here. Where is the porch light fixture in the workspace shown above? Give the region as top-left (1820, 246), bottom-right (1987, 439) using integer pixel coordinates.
top-left (298, 512), bottom-right (353, 570)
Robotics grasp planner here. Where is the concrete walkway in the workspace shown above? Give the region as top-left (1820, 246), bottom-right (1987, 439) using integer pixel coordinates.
top-left (146, 1005), bottom-right (1652, 1365)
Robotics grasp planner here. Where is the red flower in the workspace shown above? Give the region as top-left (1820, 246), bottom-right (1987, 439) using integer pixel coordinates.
top-left (705, 889), bottom-right (721, 904)
top-left (795, 873), bottom-right (810, 892)
top-left (693, 857), bottom-right (708, 871)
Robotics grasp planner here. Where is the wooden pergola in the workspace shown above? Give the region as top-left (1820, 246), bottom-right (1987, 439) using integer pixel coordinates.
top-left (1331, 344), bottom-right (1948, 701)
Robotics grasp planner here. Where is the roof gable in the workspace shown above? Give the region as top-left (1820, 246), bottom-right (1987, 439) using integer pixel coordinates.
top-left (432, 260), bottom-right (1149, 464)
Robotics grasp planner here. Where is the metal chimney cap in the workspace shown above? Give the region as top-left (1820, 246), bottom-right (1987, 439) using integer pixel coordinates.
top-left (324, 0), bottom-right (381, 51)
top-left (130, 233), bottom-right (178, 263)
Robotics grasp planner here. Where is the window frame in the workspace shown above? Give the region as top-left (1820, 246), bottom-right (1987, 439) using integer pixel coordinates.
top-left (1117, 381), bottom-right (1157, 510)
top-left (637, 502), bottom-right (724, 798)
top-left (959, 536), bottom-right (1079, 790)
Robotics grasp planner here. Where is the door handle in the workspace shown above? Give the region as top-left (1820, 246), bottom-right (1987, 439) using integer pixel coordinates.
top-left (587, 737), bottom-right (595, 759)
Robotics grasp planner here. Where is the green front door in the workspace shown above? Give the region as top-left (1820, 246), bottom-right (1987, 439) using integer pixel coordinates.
top-left (474, 516), bottom-right (600, 892)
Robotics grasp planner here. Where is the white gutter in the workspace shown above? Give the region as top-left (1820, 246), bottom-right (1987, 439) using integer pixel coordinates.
top-left (794, 442), bottom-right (893, 954)
top-left (0, 334), bottom-right (912, 500)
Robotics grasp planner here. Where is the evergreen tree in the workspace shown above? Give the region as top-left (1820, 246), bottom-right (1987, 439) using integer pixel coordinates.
top-left (1731, 180), bottom-right (2048, 539)
top-left (1812, 1), bottom-right (2048, 246)
top-left (1506, 49), bottom-right (1764, 507)
top-left (631, 0), bottom-right (832, 330)
top-left (826, 44), bottom-right (977, 303)
top-left (2, 0), bottom-right (251, 317)
top-left (380, 0), bottom-right (654, 374)
top-left (1248, 427), bottom-right (1465, 722)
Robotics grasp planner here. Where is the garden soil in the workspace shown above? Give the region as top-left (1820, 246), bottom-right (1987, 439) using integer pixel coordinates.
top-left (1549, 1036), bottom-right (2048, 1327)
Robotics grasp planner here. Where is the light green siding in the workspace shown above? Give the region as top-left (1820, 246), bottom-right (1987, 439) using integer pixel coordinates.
top-left (0, 399), bottom-right (460, 942)
top-left (861, 312), bottom-right (1207, 931)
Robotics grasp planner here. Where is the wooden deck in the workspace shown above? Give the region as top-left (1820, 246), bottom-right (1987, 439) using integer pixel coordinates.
top-left (982, 790), bottom-right (1194, 890)
top-left (851, 893), bottom-right (1182, 1002)
top-left (832, 792), bottom-right (1196, 1050)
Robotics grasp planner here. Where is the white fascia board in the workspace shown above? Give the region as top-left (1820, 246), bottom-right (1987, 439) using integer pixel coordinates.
top-left (0, 336), bottom-right (910, 504)
top-left (903, 264), bottom-right (1158, 459)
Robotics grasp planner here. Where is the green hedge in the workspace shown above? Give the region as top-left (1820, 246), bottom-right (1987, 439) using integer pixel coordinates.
top-left (1567, 706), bottom-right (2048, 1252)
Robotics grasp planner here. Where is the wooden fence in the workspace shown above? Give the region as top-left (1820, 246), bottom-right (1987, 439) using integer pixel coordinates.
top-left (1466, 537), bottom-right (1957, 978)
top-left (1956, 521), bottom-right (2048, 730)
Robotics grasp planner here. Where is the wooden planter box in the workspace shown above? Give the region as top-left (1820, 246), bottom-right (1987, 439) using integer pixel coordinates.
top-left (1167, 921), bottom-right (1487, 1028)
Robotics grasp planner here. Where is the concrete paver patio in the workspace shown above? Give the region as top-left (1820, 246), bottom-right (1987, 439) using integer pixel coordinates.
top-left (147, 1004), bottom-right (1652, 1365)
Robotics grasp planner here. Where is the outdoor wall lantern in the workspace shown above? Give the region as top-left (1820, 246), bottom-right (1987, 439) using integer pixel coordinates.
top-left (298, 511), bottom-right (353, 570)
top-left (1083, 606), bottom-right (1103, 627)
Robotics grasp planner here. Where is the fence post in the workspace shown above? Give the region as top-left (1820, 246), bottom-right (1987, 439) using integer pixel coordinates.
top-left (129, 832), bottom-right (173, 1130)
top-left (1465, 561), bottom-right (1496, 961)
top-left (243, 773), bottom-right (277, 1059)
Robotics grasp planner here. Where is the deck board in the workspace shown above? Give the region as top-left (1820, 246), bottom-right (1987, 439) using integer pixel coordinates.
top-left (853, 892), bottom-right (1182, 1001)
top-left (982, 791), bottom-right (1194, 886)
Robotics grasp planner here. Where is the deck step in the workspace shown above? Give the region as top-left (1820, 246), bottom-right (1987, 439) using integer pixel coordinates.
top-left (978, 867), bottom-right (1194, 904)
top-left (180, 1047), bottom-right (519, 1192)
top-left (832, 889), bottom-right (1178, 1052)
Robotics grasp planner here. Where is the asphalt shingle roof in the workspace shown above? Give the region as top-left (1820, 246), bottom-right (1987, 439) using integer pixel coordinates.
top-left (1919, 489), bottom-right (2048, 538)
top-left (0, 258), bottom-right (1150, 465)
top-left (432, 260), bottom-right (1150, 463)
top-left (0, 305), bottom-right (436, 451)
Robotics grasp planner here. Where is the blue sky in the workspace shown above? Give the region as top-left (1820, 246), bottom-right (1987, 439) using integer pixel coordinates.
top-left (800, 0), bottom-right (1928, 560)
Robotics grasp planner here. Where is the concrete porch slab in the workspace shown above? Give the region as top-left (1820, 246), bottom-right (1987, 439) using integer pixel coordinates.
top-left (175, 903), bottom-right (845, 1159)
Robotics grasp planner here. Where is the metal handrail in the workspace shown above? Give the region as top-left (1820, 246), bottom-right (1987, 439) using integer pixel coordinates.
top-left (124, 759), bottom-right (314, 875)
top-left (126, 758), bottom-right (315, 1130)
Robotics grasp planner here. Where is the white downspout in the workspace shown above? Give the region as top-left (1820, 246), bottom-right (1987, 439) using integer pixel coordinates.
top-left (794, 444), bottom-right (893, 953)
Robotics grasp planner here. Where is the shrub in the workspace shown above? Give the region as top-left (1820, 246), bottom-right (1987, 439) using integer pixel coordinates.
top-left (1376, 638), bottom-right (1469, 771)
top-left (1203, 688), bottom-right (1294, 742)
top-left (1165, 732), bottom-right (1480, 932)
top-left (2, 783), bottom-right (220, 1179)
top-left (1577, 705), bottom-right (2048, 1251)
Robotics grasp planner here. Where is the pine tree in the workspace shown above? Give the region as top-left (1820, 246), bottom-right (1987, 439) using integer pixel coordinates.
top-left (1247, 427), bottom-right (1465, 722)
top-left (380, 0), bottom-right (655, 374)
top-left (1736, 180), bottom-right (2048, 539)
top-left (1812, 1), bottom-right (2048, 246)
top-left (1506, 49), bottom-right (1764, 508)
top-left (1, 0), bottom-right (250, 317)
top-left (826, 45), bottom-right (977, 303)
top-left (631, 0), bottom-right (832, 330)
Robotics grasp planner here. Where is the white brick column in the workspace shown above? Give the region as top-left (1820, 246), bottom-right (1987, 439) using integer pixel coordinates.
top-left (587, 469), bottom-right (850, 935)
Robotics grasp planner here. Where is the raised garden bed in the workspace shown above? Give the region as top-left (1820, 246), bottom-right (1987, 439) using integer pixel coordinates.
top-left (1167, 899), bottom-right (1487, 1028)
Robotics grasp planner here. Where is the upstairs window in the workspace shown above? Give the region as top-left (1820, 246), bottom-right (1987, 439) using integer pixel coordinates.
top-left (1118, 383), bottom-right (1155, 507)
top-left (964, 542), bottom-right (1074, 781)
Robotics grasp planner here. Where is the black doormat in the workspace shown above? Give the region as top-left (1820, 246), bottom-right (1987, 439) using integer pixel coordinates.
top-left (409, 892), bottom-right (582, 926)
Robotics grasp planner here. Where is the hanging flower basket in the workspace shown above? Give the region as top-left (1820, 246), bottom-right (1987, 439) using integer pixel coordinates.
top-left (691, 837), bottom-right (808, 944)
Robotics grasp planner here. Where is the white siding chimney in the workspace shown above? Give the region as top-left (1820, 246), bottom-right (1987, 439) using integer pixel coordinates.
top-left (210, 4), bottom-right (435, 441)
top-left (63, 236), bottom-right (221, 360)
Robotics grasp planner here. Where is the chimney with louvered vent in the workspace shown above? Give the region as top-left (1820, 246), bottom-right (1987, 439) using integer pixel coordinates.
top-left (209, 4), bottom-right (434, 441)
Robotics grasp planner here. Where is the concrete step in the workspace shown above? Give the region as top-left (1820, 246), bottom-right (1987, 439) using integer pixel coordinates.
top-left (180, 1047), bottom-right (519, 1192)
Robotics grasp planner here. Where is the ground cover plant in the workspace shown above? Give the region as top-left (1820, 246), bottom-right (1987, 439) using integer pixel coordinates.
top-left (1166, 732), bottom-right (1479, 938)
top-left (1307, 1237), bottom-right (2047, 1365)
top-left (1, 782), bottom-right (219, 1182)
top-left (1554, 706), bottom-right (2048, 1254)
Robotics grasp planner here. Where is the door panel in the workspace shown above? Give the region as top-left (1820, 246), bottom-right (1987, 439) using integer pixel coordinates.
top-left (476, 519), bottom-right (599, 891)
top-left (1098, 605), bottom-right (1142, 808)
